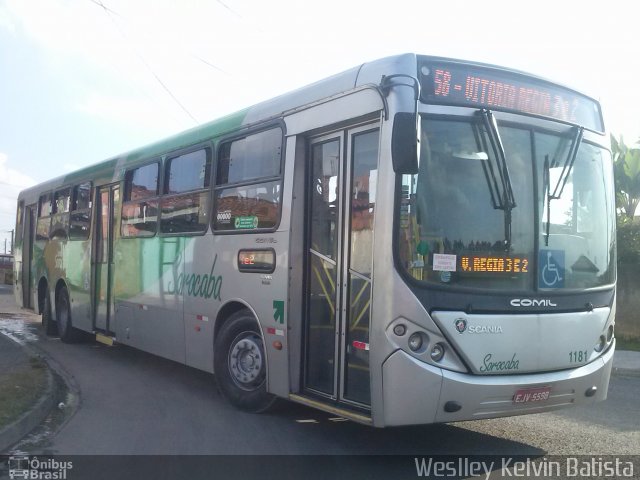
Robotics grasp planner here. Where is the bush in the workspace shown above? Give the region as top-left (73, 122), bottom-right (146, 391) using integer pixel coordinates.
top-left (617, 220), bottom-right (640, 264)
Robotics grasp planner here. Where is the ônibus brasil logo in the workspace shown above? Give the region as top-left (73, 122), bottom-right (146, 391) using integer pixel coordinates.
top-left (8, 456), bottom-right (73, 480)
top-left (454, 318), bottom-right (467, 333)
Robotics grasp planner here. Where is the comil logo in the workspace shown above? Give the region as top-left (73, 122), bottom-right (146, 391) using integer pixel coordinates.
top-left (510, 298), bottom-right (558, 307)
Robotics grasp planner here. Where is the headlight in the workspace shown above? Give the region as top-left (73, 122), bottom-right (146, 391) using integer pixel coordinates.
top-left (408, 333), bottom-right (424, 352)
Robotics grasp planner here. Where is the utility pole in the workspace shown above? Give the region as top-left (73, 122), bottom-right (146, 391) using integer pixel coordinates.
top-left (10, 229), bottom-right (13, 254)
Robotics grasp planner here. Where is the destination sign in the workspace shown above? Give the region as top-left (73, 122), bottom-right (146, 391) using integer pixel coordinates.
top-left (420, 61), bottom-right (603, 132)
top-left (460, 255), bottom-right (529, 274)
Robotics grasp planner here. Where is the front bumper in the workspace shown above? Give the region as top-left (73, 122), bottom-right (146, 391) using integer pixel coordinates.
top-left (380, 339), bottom-right (615, 427)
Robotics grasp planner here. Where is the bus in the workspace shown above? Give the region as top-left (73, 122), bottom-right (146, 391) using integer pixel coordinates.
top-left (13, 54), bottom-right (616, 426)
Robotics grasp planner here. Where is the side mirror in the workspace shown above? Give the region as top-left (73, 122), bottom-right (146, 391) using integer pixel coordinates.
top-left (392, 112), bottom-right (420, 174)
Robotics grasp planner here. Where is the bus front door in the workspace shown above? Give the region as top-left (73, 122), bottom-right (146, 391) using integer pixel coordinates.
top-left (93, 184), bottom-right (119, 335)
top-left (304, 125), bottom-right (379, 408)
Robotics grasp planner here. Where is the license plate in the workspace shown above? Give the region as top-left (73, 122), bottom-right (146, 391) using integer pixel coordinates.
top-left (513, 386), bottom-right (551, 404)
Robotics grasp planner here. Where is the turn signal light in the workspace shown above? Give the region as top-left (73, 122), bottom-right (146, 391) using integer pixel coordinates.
top-left (430, 343), bottom-right (445, 362)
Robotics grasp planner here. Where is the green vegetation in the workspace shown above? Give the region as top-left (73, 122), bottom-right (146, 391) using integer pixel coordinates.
top-left (617, 336), bottom-right (640, 352)
top-left (612, 134), bottom-right (640, 224)
top-left (0, 356), bottom-right (47, 429)
top-left (617, 220), bottom-right (640, 264)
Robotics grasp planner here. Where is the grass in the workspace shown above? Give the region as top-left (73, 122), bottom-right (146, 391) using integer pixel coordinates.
top-left (0, 356), bottom-right (47, 430)
top-left (617, 336), bottom-right (640, 352)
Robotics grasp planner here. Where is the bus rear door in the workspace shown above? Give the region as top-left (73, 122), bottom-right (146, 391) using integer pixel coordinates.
top-left (93, 184), bottom-right (120, 336)
top-left (22, 204), bottom-right (36, 309)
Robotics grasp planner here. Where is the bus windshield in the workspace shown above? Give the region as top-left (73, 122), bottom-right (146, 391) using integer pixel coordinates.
top-left (397, 115), bottom-right (615, 291)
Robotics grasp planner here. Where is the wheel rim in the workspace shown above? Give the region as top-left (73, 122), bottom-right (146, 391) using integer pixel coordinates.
top-left (228, 331), bottom-right (265, 391)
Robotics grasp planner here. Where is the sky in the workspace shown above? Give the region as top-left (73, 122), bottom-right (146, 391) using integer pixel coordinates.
top-left (1, 0), bottom-right (639, 251)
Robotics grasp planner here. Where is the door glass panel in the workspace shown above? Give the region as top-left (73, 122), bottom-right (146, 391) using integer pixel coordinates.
top-left (98, 191), bottom-right (110, 263)
top-left (306, 254), bottom-right (337, 394)
top-left (344, 130), bottom-right (378, 405)
top-left (305, 138), bottom-right (341, 395)
top-left (310, 140), bottom-right (340, 260)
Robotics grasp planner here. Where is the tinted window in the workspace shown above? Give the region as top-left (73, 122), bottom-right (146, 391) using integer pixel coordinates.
top-left (73, 182), bottom-right (92, 210)
top-left (214, 181), bottom-right (281, 230)
top-left (217, 128), bottom-right (281, 184)
top-left (126, 163), bottom-right (158, 201)
top-left (214, 127), bottom-right (283, 232)
top-left (54, 188), bottom-right (71, 213)
top-left (38, 194), bottom-right (51, 217)
top-left (122, 200), bottom-right (159, 237)
top-left (166, 149), bottom-right (209, 194)
top-left (69, 182), bottom-right (92, 240)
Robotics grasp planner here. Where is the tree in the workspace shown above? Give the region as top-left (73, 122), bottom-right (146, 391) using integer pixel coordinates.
top-left (612, 134), bottom-right (640, 222)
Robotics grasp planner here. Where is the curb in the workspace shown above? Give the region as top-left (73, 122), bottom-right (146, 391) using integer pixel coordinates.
top-left (612, 366), bottom-right (640, 378)
top-left (0, 348), bottom-right (58, 454)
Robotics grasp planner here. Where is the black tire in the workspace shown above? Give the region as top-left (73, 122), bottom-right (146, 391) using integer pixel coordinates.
top-left (214, 310), bottom-right (277, 413)
top-left (42, 288), bottom-right (57, 336)
top-left (57, 288), bottom-right (81, 343)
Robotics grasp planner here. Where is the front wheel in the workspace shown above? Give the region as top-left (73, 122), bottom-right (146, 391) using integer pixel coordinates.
top-left (214, 310), bottom-right (277, 413)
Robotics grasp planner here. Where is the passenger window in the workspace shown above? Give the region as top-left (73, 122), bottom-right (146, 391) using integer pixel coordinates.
top-left (160, 148), bottom-right (211, 235)
top-left (53, 188), bottom-right (71, 213)
top-left (38, 194), bottom-right (51, 218)
top-left (50, 188), bottom-right (71, 238)
top-left (73, 182), bottom-right (92, 210)
top-left (165, 149), bottom-right (210, 194)
top-left (122, 163), bottom-right (160, 237)
top-left (126, 163), bottom-right (158, 201)
top-left (214, 128), bottom-right (283, 231)
top-left (36, 194), bottom-right (51, 240)
top-left (69, 182), bottom-right (92, 240)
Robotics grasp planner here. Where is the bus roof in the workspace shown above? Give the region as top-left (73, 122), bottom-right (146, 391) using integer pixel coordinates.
top-left (17, 53), bottom-right (601, 200)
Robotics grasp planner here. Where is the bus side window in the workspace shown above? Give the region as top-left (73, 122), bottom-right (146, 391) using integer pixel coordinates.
top-left (213, 127), bottom-right (283, 232)
top-left (51, 187), bottom-right (71, 238)
top-left (160, 147), bottom-right (211, 235)
top-left (121, 162), bottom-right (160, 238)
top-left (69, 182), bottom-right (92, 240)
top-left (36, 193), bottom-right (51, 241)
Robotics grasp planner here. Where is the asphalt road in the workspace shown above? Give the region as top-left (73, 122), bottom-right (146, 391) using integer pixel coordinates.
top-left (1, 285), bottom-right (639, 457)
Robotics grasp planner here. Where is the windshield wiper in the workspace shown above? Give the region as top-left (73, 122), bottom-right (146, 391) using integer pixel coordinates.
top-left (478, 109), bottom-right (516, 251)
top-left (544, 126), bottom-right (584, 246)
top-left (550, 126), bottom-right (584, 200)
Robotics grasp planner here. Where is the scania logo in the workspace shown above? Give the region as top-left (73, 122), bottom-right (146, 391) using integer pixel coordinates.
top-left (510, 298), bottom-right (558, 307)
top-left (454, 318), bottom-right (467, 333)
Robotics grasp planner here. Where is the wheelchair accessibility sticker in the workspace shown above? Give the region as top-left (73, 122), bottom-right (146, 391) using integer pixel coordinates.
top-left (539, 249), bottom-right (565, 288)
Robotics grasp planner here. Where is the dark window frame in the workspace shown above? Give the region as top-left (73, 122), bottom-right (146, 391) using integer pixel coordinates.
top-left (159, 144), bottom-right (213, 237)
top-left (50, 187), bottom-right (72, 239)
top-left (212, 125), bottom-right (285, 234)
top-left (36, 193), bottom-right (52, 241)
top-left (38, 193), bottom-right (52, 218)
top-left (121, 160), bottom-right (161, 238)
top-left (69, 182), bottom-right (93, 241)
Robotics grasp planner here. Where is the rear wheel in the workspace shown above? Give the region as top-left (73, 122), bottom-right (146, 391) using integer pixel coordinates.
top-left (57, 287), bottom-right (81, 343)
top-left (42, 288), bottom-right (57, 336)
top-left (214, 310), bottom-right (277, 413)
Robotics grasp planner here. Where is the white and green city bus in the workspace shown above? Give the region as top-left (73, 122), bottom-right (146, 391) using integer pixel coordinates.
top-left (13, 54), bottom-right (616, 426)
